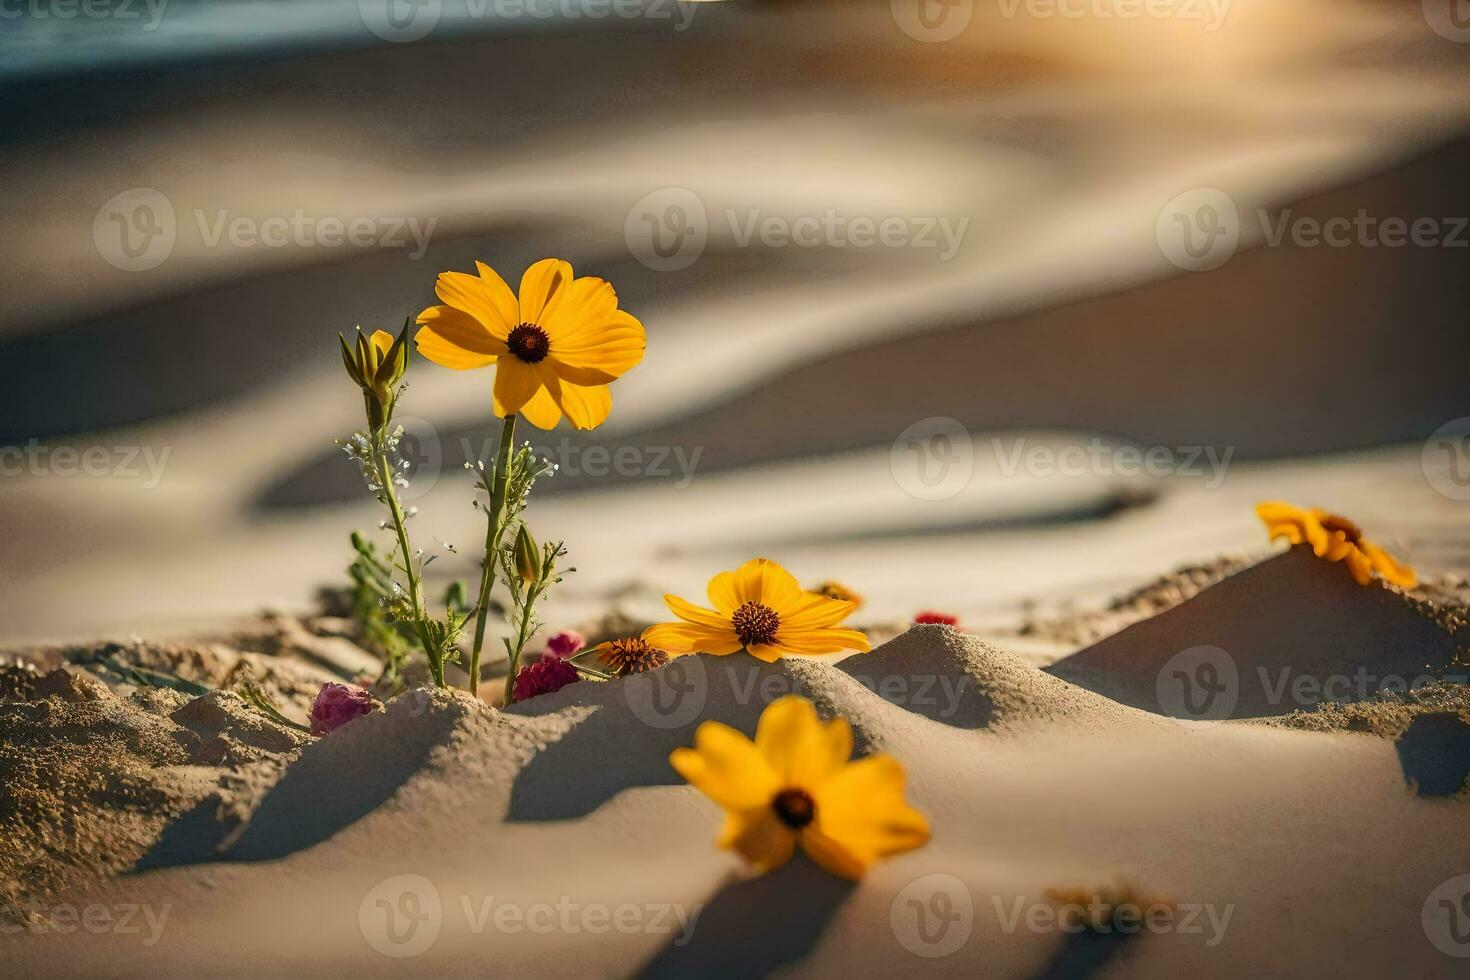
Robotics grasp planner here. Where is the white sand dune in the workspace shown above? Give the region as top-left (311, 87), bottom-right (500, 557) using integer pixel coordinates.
top-left (3, 626), bottom-right (1467, 977)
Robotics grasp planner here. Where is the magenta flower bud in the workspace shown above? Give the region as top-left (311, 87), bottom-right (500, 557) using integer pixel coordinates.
top-left (309, 682), bottom-right (377, 735)
top-left (544, 629), bottom-right (586, 659)
top-left (513, 657), bottom-right (579, 702)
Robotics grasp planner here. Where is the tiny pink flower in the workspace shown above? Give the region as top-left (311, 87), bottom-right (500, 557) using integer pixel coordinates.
top-left (310, 682), bottom-right (376, 735)
top-left (544, 629), bottom-right (586, 659)
top-left (513, 657), bottom-right (580, 702)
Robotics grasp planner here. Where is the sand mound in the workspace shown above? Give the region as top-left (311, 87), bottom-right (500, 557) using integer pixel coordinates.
top-left (0, 669), bottom-right (306, 921)
top-left (1047, 546), bottom-right (1465, 720)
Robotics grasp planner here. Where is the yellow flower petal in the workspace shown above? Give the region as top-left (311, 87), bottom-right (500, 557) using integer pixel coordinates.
top-left (1344, 547), bottom-right (1374, 586)
top-left (664, 594), bottom-right (732, 630)
top-left (771, 628), bottom-right (872, 655)
top-left (734, 558), bottom-right (803, 610)
top-left (719, 809), bottom-right (797, 873)
top-left (474, 260), bottom-right (521, 329)
top-left (435, 271), bottom-right (514, 339)
top-left (670, 721), bottom-right (778, 810)
top-left (779, 592), bottom-right (859, 631)
top-left (545, 377), bottom-right (612, 431)
top-left (745, 643), bottom-right (783, 663)
top-left (813, 755), bottom-right (931, 861)
top-left (755, 696), bottom-right (852, 787)
top-left (517, 386), bottom-right (562, 430)
top-left (550, 310), bottom-right (647, 385)
top-left (540, 275), bottom-right (618, 340)
top-left (369, 330), bottom-right (394, 358)
top-left (416, 304), bottom-right (506, 361)
top-left (493, 358), bottom-right (545, 417)
top-left (707, 572), bottom-right (742, 615)
top-left (643, 622), bottom-right (743, 655)
top-left (416, 328), bottom-right (499, 371)
top-left (799, 826), bottom-right (871, 880)
top-left (518, 258), bottom-right (573, 325)
top-left (1363, 542), bottom-right (1416, 588)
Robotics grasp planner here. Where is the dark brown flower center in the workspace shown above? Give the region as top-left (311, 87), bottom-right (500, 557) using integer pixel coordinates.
top-left (771, 788), bottom-right (816, 829)
top-left (506, 323), bottom-right (550, 363)
top-left (731, 601), bottom-right (780, 646)
top-left (1320, 514), bottom-right (1362, 543)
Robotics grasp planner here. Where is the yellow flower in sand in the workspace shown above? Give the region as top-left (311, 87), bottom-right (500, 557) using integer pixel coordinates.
top-left (644, 558), bottom-right (871, 662)
top-left (414, 258), bottom-right (646, 430)
top-left (1256, 501), bottom-right (1416, 588)
top-left (671, 696), bottom-right (929, 879)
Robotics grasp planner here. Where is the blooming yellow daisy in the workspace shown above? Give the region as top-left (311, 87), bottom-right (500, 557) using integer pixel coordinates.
top-left (671, 696), bottom-right (929, 879)
top-left (644, 558), bottom-right (871, 662)
top-left (1256, 501), bottom-right (1416, 588)
top-left (414, 258), bottom-right (645, 430)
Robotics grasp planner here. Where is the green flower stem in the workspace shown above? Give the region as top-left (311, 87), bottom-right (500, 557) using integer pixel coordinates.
top-left (468, 414), bottom-right (517, 698)
top-left (503, 581), bottom-right (541, 705)
top-left (375, 439), bottom-right (442, 687)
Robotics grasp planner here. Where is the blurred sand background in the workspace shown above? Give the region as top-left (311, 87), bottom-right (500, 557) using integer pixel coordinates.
top-left (2, 0), bottom-right (1469, 651)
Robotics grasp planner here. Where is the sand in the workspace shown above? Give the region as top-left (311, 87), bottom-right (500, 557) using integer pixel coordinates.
top-left (3, 582), bottom-right (1468, 977)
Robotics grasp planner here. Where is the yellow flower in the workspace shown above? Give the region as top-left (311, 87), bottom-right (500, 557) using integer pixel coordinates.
top-left (339, 324), bottom-right (409, 432)
top-left (670, 696), bottom-right (929, 879)
top-left (1256, 501), bottom-right (1416, 588)
top-left (414, 258), bottom-right (646, 430)
top-left (644, 558), bottom-right (871, 662)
